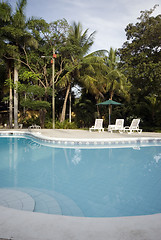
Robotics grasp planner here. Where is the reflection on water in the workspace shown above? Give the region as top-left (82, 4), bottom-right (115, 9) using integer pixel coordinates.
top-left (8, 138), bottom-right (18, 186)
top-left (72, 149), bottom-right (81, 165)
top-left (27, 140), bottom-right (41, 149)
top-left (9, 138), bottom-right (13, 169)
top-left (0, 137), bottom-right (161, 217)
top-left (154, 153), bottom-right (161, 163)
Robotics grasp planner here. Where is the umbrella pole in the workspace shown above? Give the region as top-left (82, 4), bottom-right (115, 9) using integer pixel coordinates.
top-left (109, 105), bottom-right (111, 125)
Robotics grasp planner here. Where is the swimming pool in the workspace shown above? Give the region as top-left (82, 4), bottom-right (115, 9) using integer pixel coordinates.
top-left (0, 134), bottom-right (161, 217)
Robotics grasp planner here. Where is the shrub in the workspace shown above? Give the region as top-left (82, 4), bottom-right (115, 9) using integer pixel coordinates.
top-left (55, 120), bottom-right (77, 129)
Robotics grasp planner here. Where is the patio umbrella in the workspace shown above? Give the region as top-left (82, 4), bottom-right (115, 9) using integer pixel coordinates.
top-left (97, 99), bottom-right (122, 125)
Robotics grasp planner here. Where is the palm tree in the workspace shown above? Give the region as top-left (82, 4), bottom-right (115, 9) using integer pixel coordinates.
top-left (104, 47), bottom-right (130, 100)
top-left (0, 1), bottom-right (13, 127)
top-left (12, 0), bottom-right (27, 128)
top-left (100, 47), bottom-right (131, 122)
top-left (1, 0), bottom-right (37, 128)
top-left (59, 22), bottom-right (106, 122)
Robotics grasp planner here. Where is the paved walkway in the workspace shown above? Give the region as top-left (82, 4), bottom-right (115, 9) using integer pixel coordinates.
top-left (1, 205), bottom-right (161, 240)
top-left (0, 129), bottom-right (161, 240)
top-left (29, 128), bottom-right (161, 138)
top-left (2, 128), bottom-right (161, 139)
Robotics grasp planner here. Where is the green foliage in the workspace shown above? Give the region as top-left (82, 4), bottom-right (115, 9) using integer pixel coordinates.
top-left (4, 78), bottom-right (14, 88)
top-left (19, 71), bottom-right (39, 82)
top-left (118, 6), bottom-right (161, 129)
top-left (44, 121), bottom-right (53, 129)
top-left (27, 85), bottom-right (45, 97)
top-left (55, 120), bottom-right (77, 129)
top-left (0, 2), bottom-right (11, 22)
top-left (2, 96), bottom-right (9, 103)
top-left (21, 115), bottom-right (40, 127)
top-left (21, 99), bottom-right (50, 110)
top-left (58, 21), bottom-right (104, 122)
top-left (104, 47), bottom-right (131, 101)
top-left (0, 1), bottom-right (161, 130)
top-left (119, 8), bottom-right (161, 95)
top-left (74, 93), bottom-right (97, 128)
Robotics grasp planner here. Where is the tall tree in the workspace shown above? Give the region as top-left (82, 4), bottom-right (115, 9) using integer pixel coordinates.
top-left (21, 18), bottom-right (69, 127)
top-left (58, 22), bottom-right (106, 122)
top-left (1, 0), bottom-right (38, 128)
top-left (104, 47), bottom-right (130, 100)
top-left (0, 1), bottom-right (13, 127)
top-left (119, 5), bottom-right (161, 126)
top-left (12, 0), bottom-right (27, 128)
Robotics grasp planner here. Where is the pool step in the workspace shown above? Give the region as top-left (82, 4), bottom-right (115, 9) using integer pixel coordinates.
top-left (0, 188), bottom-right (35, 212)
top-left (18, 188), bottom-right (62, 215)
top-left (41, 189), bottom-right (84, 217)
top-left (0, 187), bottom-right (84, 216)
top-left (15, 188), bottom-right (84, 216)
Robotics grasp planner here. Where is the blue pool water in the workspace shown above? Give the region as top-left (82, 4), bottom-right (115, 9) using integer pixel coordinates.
top-left (0, 136), bottom-right (161, 217)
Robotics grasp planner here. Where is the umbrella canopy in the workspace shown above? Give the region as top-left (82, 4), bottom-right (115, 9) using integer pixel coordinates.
top-left (97, 99), bottom-right (122, 125)
top-left (97, 99), bottom-right (121, 106)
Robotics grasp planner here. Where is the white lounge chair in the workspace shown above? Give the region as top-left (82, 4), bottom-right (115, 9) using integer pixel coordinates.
top-left (122, 119), bottom-right (142, 134)
top-left (19, 124), bottom-right (23, 129)
top-left (28, 124), bottom-right (41, 129)
top-left (108, 119), bottom-right (124, 133)
top-left (89, 119), bottom-right (104, 132)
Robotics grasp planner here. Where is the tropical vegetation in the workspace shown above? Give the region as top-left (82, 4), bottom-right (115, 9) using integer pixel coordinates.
top-left (0, 1), bottom-right (160, 131)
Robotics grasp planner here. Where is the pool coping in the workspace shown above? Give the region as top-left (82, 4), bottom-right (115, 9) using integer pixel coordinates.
top-left (0, 130), bottom-right (161, 148)
top-left (0, 129), bottom-right (161, 240)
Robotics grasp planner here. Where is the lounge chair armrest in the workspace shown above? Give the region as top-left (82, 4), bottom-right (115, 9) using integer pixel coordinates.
top-left (124, 126), bottom-right (130, 129)
top-left (108, 125), bottom-right (115, 128)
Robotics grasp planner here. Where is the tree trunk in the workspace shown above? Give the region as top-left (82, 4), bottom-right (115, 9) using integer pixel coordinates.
top-left (39, 109), bottom-right (46, 128)
top-left (109, 93), bottom-right (113, 125)
top-left (14, 66), bottom-right (18, 129)
top-left (109, 91), bottom-right (113, 100)
top-left (39, 92), bottom-right (48, 128)
top-left (23, 93), bottom-right (26, 116)
top-left (108, 105), bottom-right (112, 125)
top-left (9, 68), bottom-right (12, 128)
top-left (60, 83), bottom-right (71, 123)
top-left (69, 88), bottom-right (71, 123)
top-left (96, 105), bottom-right (100, 118)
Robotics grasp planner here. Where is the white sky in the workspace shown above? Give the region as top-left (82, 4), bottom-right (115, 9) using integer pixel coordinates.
top-left (10, 0), bottom-right (161, 52)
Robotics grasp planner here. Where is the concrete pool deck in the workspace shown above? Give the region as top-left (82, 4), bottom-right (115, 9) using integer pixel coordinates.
top-left (25, 128), bottom-right (161, 139)
top-left (0, 129), bottom-right (161, 240)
